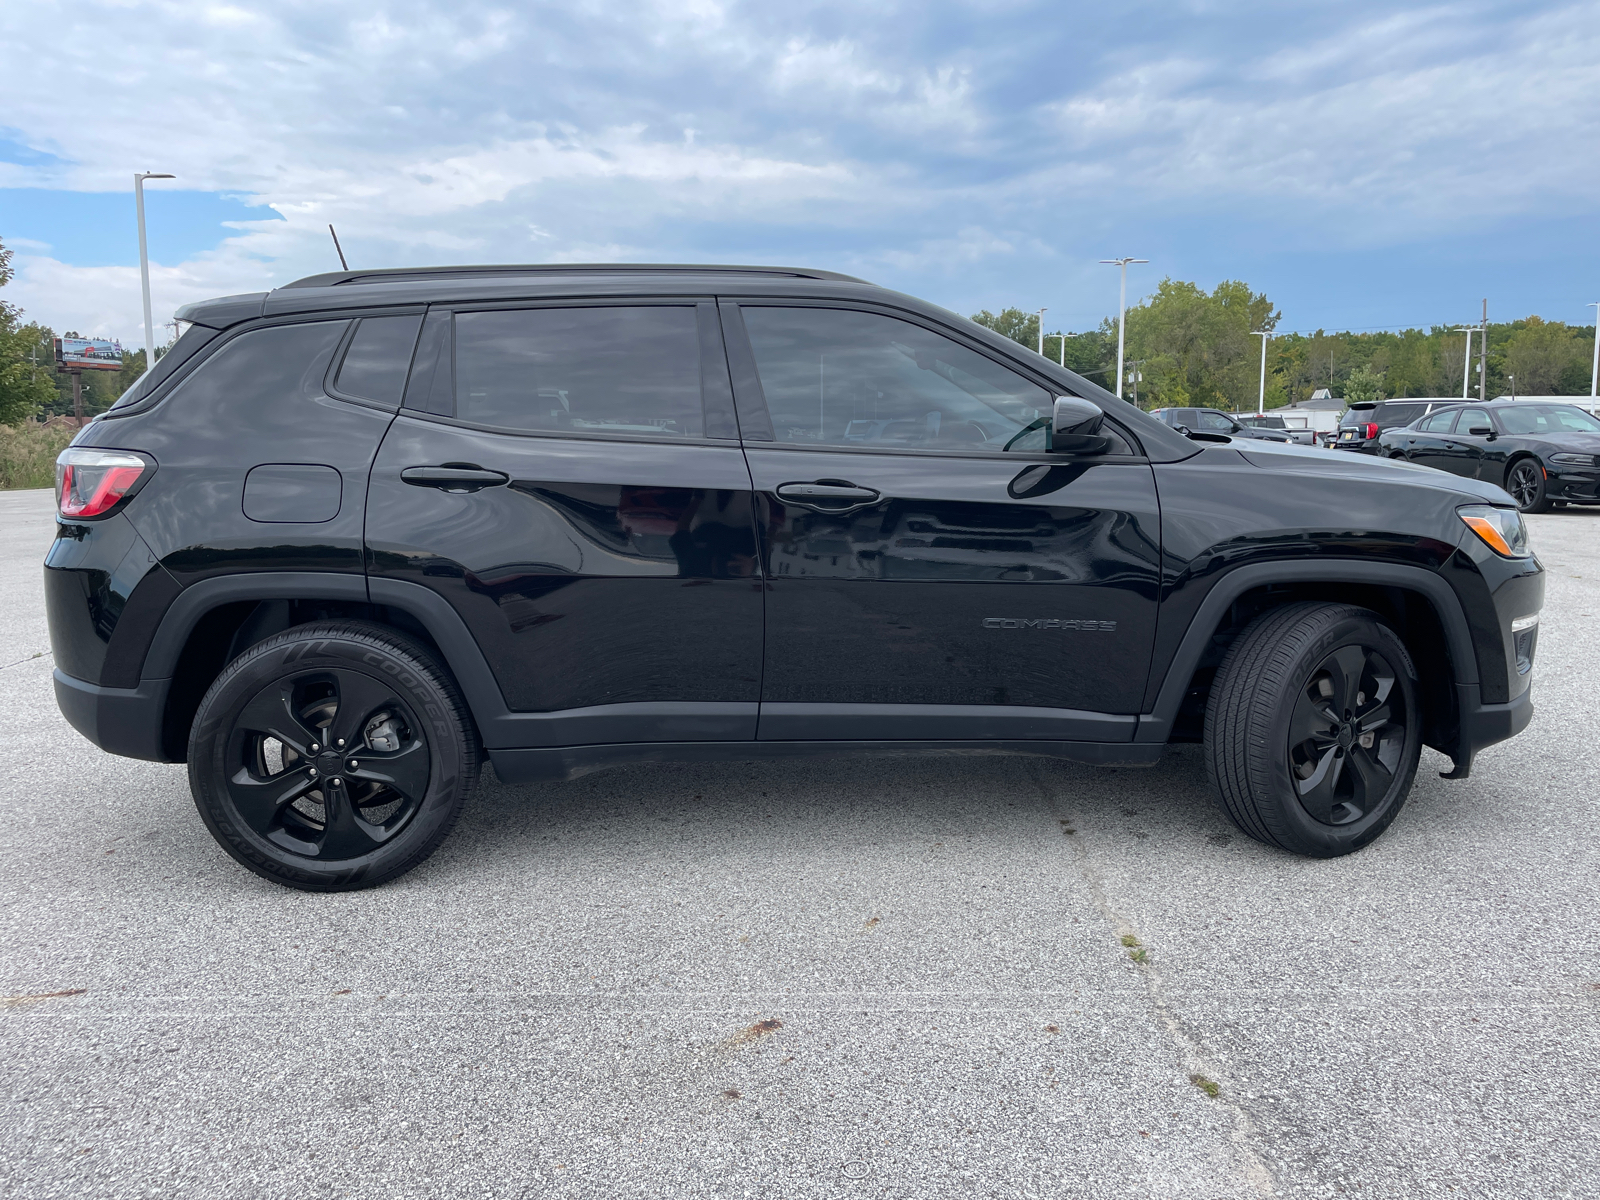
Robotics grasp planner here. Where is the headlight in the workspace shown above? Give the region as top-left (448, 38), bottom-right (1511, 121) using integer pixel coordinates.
top-left (1548, 452), bottom-right (1597, 467)
top-left (1458, 505), bottom-right (1530, 558)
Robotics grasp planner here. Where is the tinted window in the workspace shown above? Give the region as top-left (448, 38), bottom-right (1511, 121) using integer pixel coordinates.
top-left (1498, 404), bottom-right (1600, 435)
top-left (454, 307), bottom-right (702, 437)
top-left (741, 307), bottom-right (1053, 451)
top-left (1197, 410), bottom-right (1236, 431)
top-left (1339, 406), bottom-right (1376, 427)
top-left (1418, 410), bottom-right (1457, 433)
top-left (1457, 408), bottom-right (1492, 433)
top-left (334, 315), bottom-right (423, 407)
top-left (165, 321), bottom-right (348, 416)
top-left (1375, 403), bottom-right (1427, 428)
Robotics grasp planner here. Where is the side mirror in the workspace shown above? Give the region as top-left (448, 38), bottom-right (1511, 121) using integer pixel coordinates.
top-left (1048, 396), bottom-right (1110, 454)
top-left (1468, 425), bottom-right (1494, 437)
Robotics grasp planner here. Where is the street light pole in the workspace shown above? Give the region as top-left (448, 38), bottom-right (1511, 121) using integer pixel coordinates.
top-left (1036, 308), bottom-right (1047, 357)
top-left (1453, 326), bottom-right (1475, 399)
top-left (1588, 302), bottom-right (1599, 400)
top-left (1099, 257), bottom-right (1147, 399)
top-left (1250, 330), bottom-right (1270, 414)
top-left (135, 172), bottom-right (175, 372)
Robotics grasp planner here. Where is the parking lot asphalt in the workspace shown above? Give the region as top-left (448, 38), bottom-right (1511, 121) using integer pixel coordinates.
top-left (2, 485), bottom-right (1597, 1200)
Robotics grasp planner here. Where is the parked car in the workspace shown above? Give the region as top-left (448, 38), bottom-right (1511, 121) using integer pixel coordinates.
top-left (1377, 400), bottom-right (1600, 512)
top-left (48, 263), bottom-right (1541, 890)
top-left (1331, 399), bottom-right (1454, 453)
top-left (1236, 412), bottom-right (1317, 446)
top-left (1149, 407), bottom-right (1293, 442)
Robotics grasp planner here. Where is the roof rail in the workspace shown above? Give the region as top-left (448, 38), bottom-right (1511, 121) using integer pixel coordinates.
top-left (279, 263), bottom-right (872, 289)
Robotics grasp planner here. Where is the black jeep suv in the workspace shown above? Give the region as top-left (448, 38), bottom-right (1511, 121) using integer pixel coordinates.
top-left (47, 264), bottom-right (1543, 890)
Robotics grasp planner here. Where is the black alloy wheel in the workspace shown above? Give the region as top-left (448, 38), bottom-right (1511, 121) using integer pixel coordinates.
top-left (189, 622), bottom-right (478, 891)
top-left (1505, 458), bottom-right (1550, 513)
top-left (1286, 644), bottom-right (1408, 827)
top-left (1205, 602), bottom-right (1422, 857)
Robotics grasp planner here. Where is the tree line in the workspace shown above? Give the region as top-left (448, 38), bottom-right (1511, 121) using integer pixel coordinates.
top-left (0, 237), bottom-right (150, 425)
top-left (4, 233), bottom-right (1595, 425)
top-left (972, 279), bottom-right (1597, 411)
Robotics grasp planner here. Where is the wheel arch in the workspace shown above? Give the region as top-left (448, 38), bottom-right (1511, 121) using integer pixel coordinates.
top-left (146, 574), bottom-right (511, 762)
top-left (1139, 561), bottom-right (1476, 759)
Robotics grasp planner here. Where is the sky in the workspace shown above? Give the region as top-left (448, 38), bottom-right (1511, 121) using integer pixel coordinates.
top-left (1, 0), bottom-right (1598, 352)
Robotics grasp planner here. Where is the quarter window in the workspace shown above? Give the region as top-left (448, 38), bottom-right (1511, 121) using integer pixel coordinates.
top-left (454, 307), bottom-right (702, 438)
top-left (740, 307), bottom-right (1054, 452)
top-left (334, 315), bottom-right (423, 407)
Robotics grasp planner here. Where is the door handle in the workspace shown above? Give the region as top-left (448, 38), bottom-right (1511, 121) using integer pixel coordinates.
top-left (400, 464), bottom-right (510, 493)
top-left (774, 480), bottom-right (882, 512)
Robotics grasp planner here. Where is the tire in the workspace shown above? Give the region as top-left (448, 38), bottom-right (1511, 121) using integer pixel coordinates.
top-left (1204, 602), bottom-right (1422, 857)
top-left (1505, 457), bottom-right (1550, 513)
top-left (188, 621), bottom-right (480, 891)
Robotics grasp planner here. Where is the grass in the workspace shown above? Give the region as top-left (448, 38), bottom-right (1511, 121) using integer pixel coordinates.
top-left (1189, 1073), bottom-right (1221, 1099)
top-left (0, 423), bottom-right (75, 491)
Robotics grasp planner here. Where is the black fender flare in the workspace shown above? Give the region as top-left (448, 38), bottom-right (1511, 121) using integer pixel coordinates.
top-left (1134, 559), bottom-right (1477, 743)
top-left (141, 571), bottom-right (514, 737)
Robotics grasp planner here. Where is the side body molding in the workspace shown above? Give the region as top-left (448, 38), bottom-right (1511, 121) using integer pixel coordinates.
top-left (1135, 559), bottom-right (1478, 743)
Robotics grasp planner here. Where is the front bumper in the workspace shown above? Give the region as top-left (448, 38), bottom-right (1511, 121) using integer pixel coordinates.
top-left (1443, 680), bottom-right (1533, 778)
top-left (54, 669), bottom-right (176, 762)
top-left (1547, 471), bottom-right (1600, 503)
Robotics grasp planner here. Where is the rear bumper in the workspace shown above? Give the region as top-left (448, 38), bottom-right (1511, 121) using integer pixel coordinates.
top-left (54, 669), bottom-right (176, 763)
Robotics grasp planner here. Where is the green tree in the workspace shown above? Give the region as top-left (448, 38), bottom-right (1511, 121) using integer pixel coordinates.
top-left (1122, 278), bottom-right (1280, 410)
top-left (1343, 364), bottom-right (1386, 403)
top-left (0, 238), bottom-right (59, 424)
top-left (1500, 317), bottom-right (1588, 395)
top-left (969, 307), bottom-right (1042, 352)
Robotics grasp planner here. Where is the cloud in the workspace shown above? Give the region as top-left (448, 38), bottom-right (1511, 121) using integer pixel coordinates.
top-left (1, 0), bottom-right (1596, 340)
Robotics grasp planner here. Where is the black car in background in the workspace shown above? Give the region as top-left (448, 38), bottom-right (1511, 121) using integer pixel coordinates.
top-left (1377, 400), bottom-right (1600, 512)
top-left (1149, 407), bottom-right (1293, 442)
top-left (1332, 399), bottom-right (1452, 454)
top-left (46, 263), bottom-right (1541, 890)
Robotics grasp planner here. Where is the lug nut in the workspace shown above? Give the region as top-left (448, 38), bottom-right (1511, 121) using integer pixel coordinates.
top-left (336, 739), bottom-right (345, 748)
top-left (310, 743), bottom-right (320, 753)
top-left (309, 767), bottom-right (318, 777)
top-left (348, 760), bottom-right (358, 770)
top-left (331, 777), bottom-right (342, 786)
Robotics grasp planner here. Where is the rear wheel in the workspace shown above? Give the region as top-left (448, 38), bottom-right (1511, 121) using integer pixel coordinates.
top-left (1506, 458), bottom-right (1550, 513)
top-left (188, 621), bottom-right (479, 891)
top-left (1205, 603), bottom-right (1422, 857)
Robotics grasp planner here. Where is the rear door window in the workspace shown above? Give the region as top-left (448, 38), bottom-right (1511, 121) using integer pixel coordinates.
top-left (454, 306), bottom-right (703, 438)
top-left (1376, 403), bottom-right (1427, 428)
top-left (1417, 410), bottom-right (1458, 433)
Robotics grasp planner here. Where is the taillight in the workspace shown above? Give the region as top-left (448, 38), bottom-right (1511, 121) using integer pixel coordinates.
top-left (1364, 423), bottom-right (1379, 439)
top-left (55, 449), bottom-right (153, 519)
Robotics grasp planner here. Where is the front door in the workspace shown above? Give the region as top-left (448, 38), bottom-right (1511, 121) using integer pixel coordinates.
top-left (720, 301), bottom-right (1162, 744)
top-left (366, 300), bottom-right (763, 748)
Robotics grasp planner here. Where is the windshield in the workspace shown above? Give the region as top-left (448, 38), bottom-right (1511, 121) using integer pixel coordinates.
top-left (1497, 404), bottom-right (1600, 435)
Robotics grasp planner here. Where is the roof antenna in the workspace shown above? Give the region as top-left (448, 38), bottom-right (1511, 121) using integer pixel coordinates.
top-left (328, 224), bottom-right (349, 271)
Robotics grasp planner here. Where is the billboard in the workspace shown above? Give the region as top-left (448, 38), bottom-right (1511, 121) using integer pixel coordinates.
top-left (56, 336), bottom-right (125, 372)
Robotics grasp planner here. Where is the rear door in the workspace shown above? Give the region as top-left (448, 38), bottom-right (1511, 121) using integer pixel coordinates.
top-left (1435, 406), bottom-right (1494, 479)
top-left (1404, 408), bottom-right (1460, 469)
top-left (721, 299), bottom-right (1162, 744)
top-left (365, 300), bottom-right (763, 748)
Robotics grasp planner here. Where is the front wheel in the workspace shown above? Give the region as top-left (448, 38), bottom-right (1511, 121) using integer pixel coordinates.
top-left (188, 621), bottom-right (480, 891)
top-left (1205, 603), bottom-right (1422, 857)
top-left (1506, 458), bottom-right (1550, 513)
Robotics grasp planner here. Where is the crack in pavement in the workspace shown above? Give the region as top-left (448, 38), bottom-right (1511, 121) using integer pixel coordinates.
top-left (1034, 762), bottom-right (1279, 1196)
